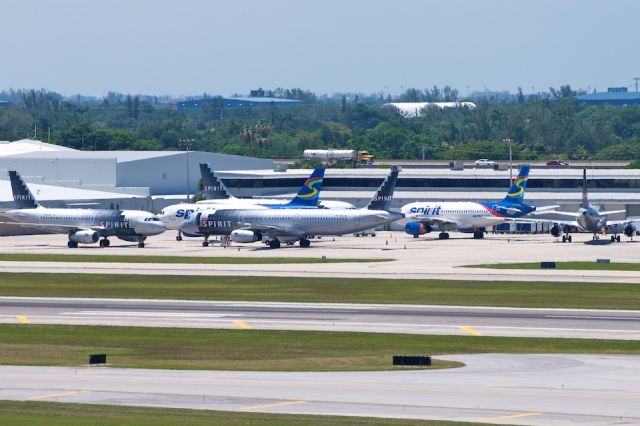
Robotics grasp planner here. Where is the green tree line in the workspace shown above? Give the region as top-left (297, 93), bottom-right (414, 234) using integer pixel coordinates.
top-left (1, 86), bottom-right (639, 162)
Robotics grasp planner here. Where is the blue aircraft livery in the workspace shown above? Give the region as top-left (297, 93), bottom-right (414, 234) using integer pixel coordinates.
top-left (401, 164), bottom-right (535, 239)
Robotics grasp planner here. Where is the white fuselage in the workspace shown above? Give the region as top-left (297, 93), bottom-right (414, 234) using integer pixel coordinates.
top-left (401, 201), bottom-right (506, 231)
top-left (159, 199), bottom-right (355, 231)
top-left (4, 207), bottom-right (166, 237)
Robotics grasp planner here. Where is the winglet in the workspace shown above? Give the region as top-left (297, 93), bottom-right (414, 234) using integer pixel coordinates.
top-left (501, 164), bottom-right (530, 204)
top-left (8, 170), bottom-right (39, 209)
top-left (367, 166), bottom-right (400, 211)
top-left (199, 163), bottom-right (233, 200)
top-left (286, 168), bottom-right (325, 207)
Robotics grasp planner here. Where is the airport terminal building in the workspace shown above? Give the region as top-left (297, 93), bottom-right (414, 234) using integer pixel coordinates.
top-left (0, 139), bottom-right (272, 214)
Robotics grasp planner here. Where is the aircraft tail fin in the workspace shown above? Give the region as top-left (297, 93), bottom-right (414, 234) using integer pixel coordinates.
top-left (501, 164), bottom-right (530, 205)
top-left (286, 168), bottom-right (325, 207)
top-left (199, 163), bottom-right (233, 200)
top-left (367, 166), bottom-right (400, 210)
top-left (8, 170), bottom-right (39, 209)
top-left (581, 168), bottom-right (589, 209)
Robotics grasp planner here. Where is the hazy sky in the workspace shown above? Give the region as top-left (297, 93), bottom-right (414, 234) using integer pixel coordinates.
top-left (3, 0), bottom-right (638, 97)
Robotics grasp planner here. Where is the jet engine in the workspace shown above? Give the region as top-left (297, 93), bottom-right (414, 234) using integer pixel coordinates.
top-left (404, 221), bottom-right (432, 237)
top-left (230, 229), bottom-right (262, 243)
top-left (69, 230), bottom-right (99, 244)
top-left (624, 223), bottom-right (636, 238)
top-left (550, 224), bottom-right (562, 237)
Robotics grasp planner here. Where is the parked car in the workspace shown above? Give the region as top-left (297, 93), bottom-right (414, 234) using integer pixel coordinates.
top-left (474, 158), bottom-right (497, 167)
top-left (546, 160), bottom-right (570, 167)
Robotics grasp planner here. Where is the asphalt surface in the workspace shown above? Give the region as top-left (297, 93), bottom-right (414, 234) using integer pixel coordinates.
top-left (1, 354), bottom-right (639, 425)
top-left (0, 232), bottom-right (639, 283)
top-left (2, 297), bottom-right (639, 340)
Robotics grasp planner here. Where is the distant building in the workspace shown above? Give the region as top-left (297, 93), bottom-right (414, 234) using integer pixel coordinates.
top-left (177, 95), bottom-right (302, 112)
top-left (577, 87), bottom-right (640, 107)
top-left (384, 102), bottom-right (477, 118)
top-left (0, 100), bottom-right (10, 108)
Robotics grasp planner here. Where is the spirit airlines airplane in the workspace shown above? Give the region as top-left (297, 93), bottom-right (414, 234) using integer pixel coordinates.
top-left (180, 166), bottom-right (403, 248)
top-left (546, 169), bottom-right (635, 243)
top-left (1, 171), bottom-right (165, 248)
top-left (159, 164), bottom-right (354, 240)
top-left (402, 165), bottom-right (547, 239)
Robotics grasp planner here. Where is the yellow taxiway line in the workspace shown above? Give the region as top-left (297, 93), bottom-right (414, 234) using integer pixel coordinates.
top-left (232, 320), bottom-right (251, 329)
top-left (479, 412), bottom-right (541, 421)
top-left (26, 390), bottom-right (89, 401)
top-left (240, 400), bottom-right (307, 411)
top-left (459, 325), bottom-right (483, 336)
top-left (16, 315), bottom-right (30, 324)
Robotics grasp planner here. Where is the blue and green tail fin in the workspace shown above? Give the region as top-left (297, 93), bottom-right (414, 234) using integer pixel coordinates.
top-left (286, 168), bottom-right (325, 207)
top-left (501, 164), bottom-right (530, 205)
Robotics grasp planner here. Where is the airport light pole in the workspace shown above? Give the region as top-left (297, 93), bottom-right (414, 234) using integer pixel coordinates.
top-left (179, 138), bottom-right (195, 201)
top-left (503, 138), bottom-right (513, 182)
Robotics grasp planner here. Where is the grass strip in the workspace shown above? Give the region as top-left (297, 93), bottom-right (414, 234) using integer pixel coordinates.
top-left (1, 273), bottom-right (640, 310)
top-left (0, 253), bottom-right (385, 264)
top-left (0, 400), bottom-right (488, 426)
top-left (468, 261), bottom-right (640, 271)
top-left (1, 325), bottom-right (638, 371)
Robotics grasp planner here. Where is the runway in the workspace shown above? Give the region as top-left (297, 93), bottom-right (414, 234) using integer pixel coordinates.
top-left (0, 232), bottom-right (639, 283)
top-left (1, 354), bottom-right (639, 425)
top-left (2, 297), bottom-right (639, 340)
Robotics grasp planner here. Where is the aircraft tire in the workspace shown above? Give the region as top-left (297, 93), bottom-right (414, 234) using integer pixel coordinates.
top-left (617, 235), bottom-right (621, 243)
top-left (202, 241), bottom-right (209, 247)
top-left (444, 232), bottom-right (450, 239)
top-left (568, 235), bottom-right (572, 243)
top-left (176, 235), bottom-right (182, 241)
top-left (562, 235), bottom-right (566, 243)
top-left (438, 232), bottom-right (446, 240)
top-left (67, 241), bottom-right (78, 248)
top-left (300, 239), bottom-right (311, 248)
top-left (137, 242), bottom-right (145, 248)
top-left (269, 239), bottom-right (281, 249)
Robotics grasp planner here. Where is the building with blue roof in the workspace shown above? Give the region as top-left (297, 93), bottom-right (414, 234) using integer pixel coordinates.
top-left (177, 92), bottom-right (302, 112)
top-left (577, 87), bottom-right (640, 106)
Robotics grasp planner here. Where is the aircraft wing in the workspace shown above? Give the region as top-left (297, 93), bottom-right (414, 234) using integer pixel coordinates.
top-left (600, 210), bottom-right (627, 216)
top-left (0, 221), bottom-right (80, 234)
top-left (548, 211), bottom-right (581, 218)
top-left (0, 221), bottom-right (105, 234)
top-left (238, 223), bottom-right (305, 238)
top-left (410, 216), bottom-right (457, 225)
top-left (525, 205), bottom-right (560, 215)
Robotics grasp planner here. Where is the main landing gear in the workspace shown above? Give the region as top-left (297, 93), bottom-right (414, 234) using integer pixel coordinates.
top-left (99, 238), bottom-right (111, 248)
top-left (268, 239), bottom-right (281, 249)
top-left (202, 235), bottom-right (210, 247)
top-left (67, 240), bottom-right (78, 248)
top-left (137, 236), bottom-right (146, 248)
top-left (592, 234), bottom-right (600, 241)
top-left (610, 235), bottom-right (621, 243)
top-left (561, 235), bottom-right (573, 243)
top-left (176, 232), bottom-right (183, 241)
top-left (438, 232), bottom-right (450, 240)
top-left (299, 238), bottom-right (311, 248)
top-left (472, 230), bottom-right (484, 239)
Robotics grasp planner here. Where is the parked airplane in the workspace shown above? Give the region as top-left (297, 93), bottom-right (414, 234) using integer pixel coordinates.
top-left (180, 166), bottom-right (402, 248)
top-left (547, 169), bottom-right (635, 243)
top-left (159, 165), bottom-right (355, 240)
top-left (402, 165), bottom-right (550, 239)
top-left (196, 164), bottom-right (355, 209)
top-left (1, 171), bottom-right (165, 248)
